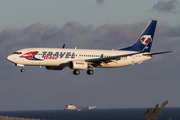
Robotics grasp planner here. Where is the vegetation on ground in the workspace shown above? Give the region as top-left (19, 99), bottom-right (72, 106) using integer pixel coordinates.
top-left (144, 100), bottom-right (171, 120)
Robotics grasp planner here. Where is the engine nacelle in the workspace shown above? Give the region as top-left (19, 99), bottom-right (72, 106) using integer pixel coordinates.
top-left (46, 66), bottom-right (64, 70)
top-left (68, 61), bottom-right (88, 70)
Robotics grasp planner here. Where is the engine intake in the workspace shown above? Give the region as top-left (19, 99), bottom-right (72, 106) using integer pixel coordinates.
top-left (68, 61), bottom-right (88, 70)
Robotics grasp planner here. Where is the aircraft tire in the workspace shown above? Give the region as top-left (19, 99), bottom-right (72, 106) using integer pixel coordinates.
top-left (87, 69), bottom-right (94, 75)
top-left (73, 70), bottom-right (80, 75)
top-left (21, 69), bottom-right (25, 72)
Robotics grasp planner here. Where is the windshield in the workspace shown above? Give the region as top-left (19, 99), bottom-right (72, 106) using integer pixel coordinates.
top-left (13, 52), bottom-right (22, 54)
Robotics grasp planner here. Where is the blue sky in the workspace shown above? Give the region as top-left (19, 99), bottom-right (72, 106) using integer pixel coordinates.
top-left (0, 0), bottom-right (180, 111)
top-left (0, 0), bottom-right (179, 31)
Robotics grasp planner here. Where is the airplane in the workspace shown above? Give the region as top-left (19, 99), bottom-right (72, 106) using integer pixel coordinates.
top-left (7, 20), bottom-right (173, 75)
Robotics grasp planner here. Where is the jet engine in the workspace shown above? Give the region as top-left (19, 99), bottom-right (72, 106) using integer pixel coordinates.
top-left (68, 61), bottom-right (88, 70)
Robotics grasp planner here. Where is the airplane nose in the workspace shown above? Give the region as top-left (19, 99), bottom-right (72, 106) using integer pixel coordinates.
top-left (7, 55), bottom-right (14, 62)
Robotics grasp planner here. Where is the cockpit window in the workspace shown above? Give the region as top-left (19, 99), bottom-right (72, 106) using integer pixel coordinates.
top-left (13, 52), bottom-right (22, 54)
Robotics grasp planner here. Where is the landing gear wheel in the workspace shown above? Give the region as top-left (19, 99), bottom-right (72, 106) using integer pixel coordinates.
top-left (87, 69), bottom-right (94, 75)
top-left (21, 69), bottom-right (25, 72)
top-left (73, 70), bottom-right (80, 75)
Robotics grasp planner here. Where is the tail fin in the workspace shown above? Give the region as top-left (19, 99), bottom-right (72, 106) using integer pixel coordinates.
top-left (120, 20), bottom-right (157, 52)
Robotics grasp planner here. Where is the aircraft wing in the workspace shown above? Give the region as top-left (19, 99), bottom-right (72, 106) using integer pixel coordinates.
top-left (85, 52), bottom-right (140, 66)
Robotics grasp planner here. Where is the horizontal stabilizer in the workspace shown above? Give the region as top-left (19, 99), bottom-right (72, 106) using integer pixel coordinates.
top-left (143, 51), bottom-right (174, 56)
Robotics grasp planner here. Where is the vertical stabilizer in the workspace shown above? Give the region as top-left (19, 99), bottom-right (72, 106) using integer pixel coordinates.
top-left (120, 20), bottom-right (157, 52)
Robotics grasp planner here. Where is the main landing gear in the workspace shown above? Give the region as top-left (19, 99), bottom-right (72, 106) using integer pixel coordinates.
top-left (73, 69), bottom-right (80, 75)
top-left (87, 67), bottom-right (94, 75)
top-left (73, 69), bottom-right (94, 75)
top-left (87, 69), bottom-right (94, 75)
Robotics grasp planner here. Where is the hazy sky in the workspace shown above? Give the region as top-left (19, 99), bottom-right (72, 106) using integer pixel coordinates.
top-left (0, 0), bottom-right (180, 111)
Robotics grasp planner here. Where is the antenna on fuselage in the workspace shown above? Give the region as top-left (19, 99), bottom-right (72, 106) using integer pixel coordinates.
top-left (62, 44), bottom-right (65, 48)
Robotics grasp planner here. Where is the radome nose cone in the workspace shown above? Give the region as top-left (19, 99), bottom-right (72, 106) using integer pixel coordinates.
top-left (7, 56), bottom-right (10, 61)
top-left (7, 55), bottom-right (14, 62)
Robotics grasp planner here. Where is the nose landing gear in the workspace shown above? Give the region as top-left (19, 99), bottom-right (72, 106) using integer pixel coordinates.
top-left (15, 64), bottom-right (25, 73)
top-left (20, 68), bottom-right (25, 72)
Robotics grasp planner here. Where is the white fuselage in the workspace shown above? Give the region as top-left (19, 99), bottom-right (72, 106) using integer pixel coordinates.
top-left (7, 48), bottom-right (152, 68)
top-left (6, 20), bottom-right (172, 75)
